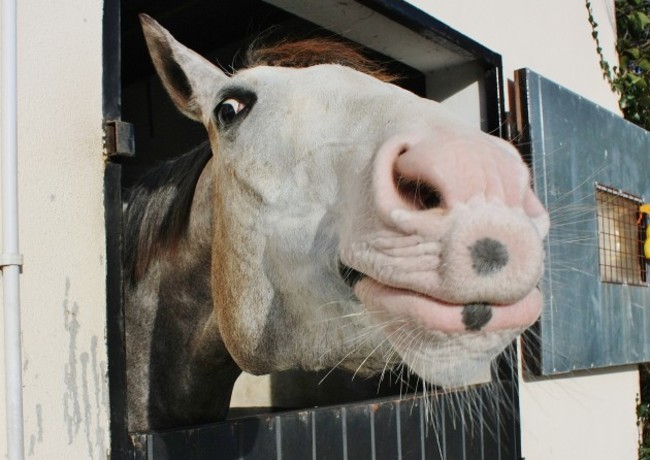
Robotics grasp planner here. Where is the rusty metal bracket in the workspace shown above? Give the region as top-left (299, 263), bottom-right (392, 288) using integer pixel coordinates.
top-left (104, 120), bottom-right (135, 157)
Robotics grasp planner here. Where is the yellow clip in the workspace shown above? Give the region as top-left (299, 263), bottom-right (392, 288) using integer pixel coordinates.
top-left (640, 204), bottom-right (650, 259)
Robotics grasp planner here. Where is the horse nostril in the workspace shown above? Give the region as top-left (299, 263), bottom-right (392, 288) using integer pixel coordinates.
top-left (470, 238), bottom-right (509, 276)
top-left (393, 172), bottom-right (443, 210)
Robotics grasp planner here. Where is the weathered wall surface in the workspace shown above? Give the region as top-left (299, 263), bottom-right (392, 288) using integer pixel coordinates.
top-left (0, 0), bottom-right (110, 458)
top-left (409, 1), bottom-right (638, 459)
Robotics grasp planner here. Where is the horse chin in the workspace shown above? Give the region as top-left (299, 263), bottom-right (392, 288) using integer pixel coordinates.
top-left (394, 334), bottom-right (517, 388)
top-left (353, 277), bottom-right (537, 388)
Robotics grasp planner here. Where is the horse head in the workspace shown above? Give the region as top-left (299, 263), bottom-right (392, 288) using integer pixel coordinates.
top-left (131, 14), bottom-right (548, 429)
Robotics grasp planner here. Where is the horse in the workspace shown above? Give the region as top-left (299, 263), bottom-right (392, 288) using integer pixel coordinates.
top-left (124, 14), bottom-right (549, 432)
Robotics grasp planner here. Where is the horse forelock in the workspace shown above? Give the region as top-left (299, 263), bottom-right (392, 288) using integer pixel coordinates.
top-left (244, 38), bottom-right (398, 82)
top-left (124, 141), bottom-right (213, 283)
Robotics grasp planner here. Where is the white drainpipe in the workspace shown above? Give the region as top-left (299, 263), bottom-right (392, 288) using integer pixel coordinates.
top-left (1, 0), bottom-right (25, 458)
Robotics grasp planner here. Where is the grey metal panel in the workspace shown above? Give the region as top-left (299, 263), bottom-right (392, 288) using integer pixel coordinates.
top-left (517, 68), bottom-right (650, 375)
top-left (132, 385), bottom-right (519, 459)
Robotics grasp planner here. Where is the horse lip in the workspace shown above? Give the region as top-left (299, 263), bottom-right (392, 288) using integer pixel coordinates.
top-left (354, 277), bottom-right (542, 334)
top-left (338, 262), bottom-right (466, 308)
top-left (338, 260), bottom-right (366, 288)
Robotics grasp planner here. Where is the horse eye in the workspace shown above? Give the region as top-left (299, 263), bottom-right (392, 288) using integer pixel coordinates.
top-left (216, 98), bottom-right (246, 126)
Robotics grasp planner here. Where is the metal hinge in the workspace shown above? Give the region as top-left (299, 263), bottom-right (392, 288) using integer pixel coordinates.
top-left (104, 120), bottom-right (135, 157)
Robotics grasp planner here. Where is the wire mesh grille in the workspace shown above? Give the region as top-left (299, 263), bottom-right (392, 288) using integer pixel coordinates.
top-left (596, 184), bottom-right (646, 285)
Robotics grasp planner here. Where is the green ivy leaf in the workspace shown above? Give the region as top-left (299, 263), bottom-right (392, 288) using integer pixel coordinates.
top-left (639, 57), bottom-right (650, 70)
top-left (627, 73), bottom-right (642, 84)
top-left (629, 11), bottom-right (650, 32)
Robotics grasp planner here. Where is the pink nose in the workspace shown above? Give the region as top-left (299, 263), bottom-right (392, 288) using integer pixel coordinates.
top-left (373, 130), bottom-right (545, 228)
top-left (376, 130), bottom-right (535, 210)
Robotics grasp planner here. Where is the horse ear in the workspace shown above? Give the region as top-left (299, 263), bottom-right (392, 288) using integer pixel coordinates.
top-left (139, 14), bottom-right (227, 122)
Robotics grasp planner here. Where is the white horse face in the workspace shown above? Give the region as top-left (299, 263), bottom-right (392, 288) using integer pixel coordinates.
top-left (141, 15), bottom-right (549, 388)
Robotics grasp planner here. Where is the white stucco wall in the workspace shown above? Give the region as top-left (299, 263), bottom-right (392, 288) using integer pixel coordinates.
top-left (409, 1), bottom-right (639, 459)
top-left (0, 0), bottom-right (110, 458)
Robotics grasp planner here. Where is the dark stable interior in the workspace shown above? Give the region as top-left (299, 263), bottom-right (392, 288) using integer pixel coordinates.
top-left (120, 0), bottom-right (431, 416)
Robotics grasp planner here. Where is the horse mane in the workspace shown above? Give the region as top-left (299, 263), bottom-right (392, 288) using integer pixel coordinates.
top-left (124, 141), bottom-right (212, 283)
top-left (244, 38), bottom-right (397, 83)
top-left (126, 39), bottom-right (395, 282)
